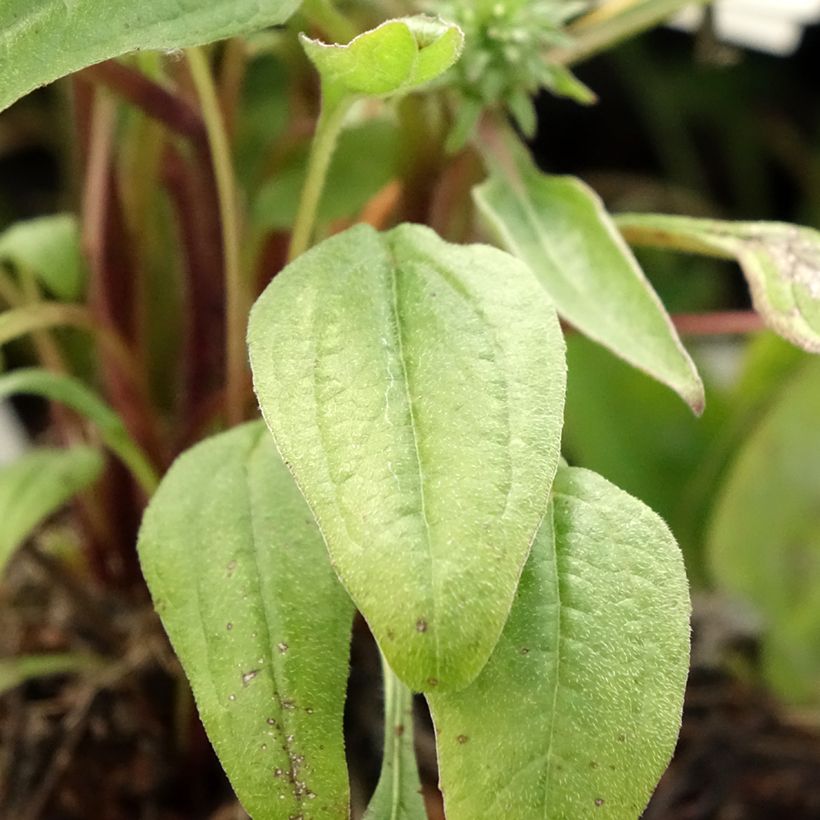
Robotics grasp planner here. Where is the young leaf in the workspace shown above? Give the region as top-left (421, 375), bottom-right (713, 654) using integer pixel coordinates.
top-left (137, 422), bottom-right (355, 819)
top-left (0, 0), bottom-right (301, 113)
top-left (708, 360), bottom-right (820, 704)
top-left (300, 16), bottom-right (464, 103)
top-left (362, 655), bottom-right (427, 820)
top-left (428, 466), bottom-right (691, 819)
top-left (0, 215), bottom-right (86, 301)
top-left (248, 223), bottom-right (566, 692)
top-left (0, 446), bottom-right (104, 574)
top-left (0, 369), bottom-right (158, 494)
top-left (474, 137), bottom-right (704, 413)
top-left (616, 213), bottom-right (820, 354)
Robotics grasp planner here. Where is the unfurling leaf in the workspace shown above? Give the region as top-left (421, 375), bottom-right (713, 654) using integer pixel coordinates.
top-left (300, 15), bottom-right (463, 104)
top-left (249, 223), bottom-right (566, 692)
top-left (475, 138), bottom-right (704, 413)
top-left (0, 446), bottom-right (103, 574)
top-left (428, 466), bottom-right (691, 820)
top-left (0, 0), bottom-right (301, 113)
top-left (138, 422), bottom-right (355, 819)
top-left (617, 213), bottom-right (820, 354)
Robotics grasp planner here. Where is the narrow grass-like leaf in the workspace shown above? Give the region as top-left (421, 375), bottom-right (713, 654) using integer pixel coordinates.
top-left (248, 223), bottom-right (566, 692)
top-left (708, 360), bottom-right (820, 704)
top-left (138, 422), bottom-right (354, 819)
top-left (428, 466), bottom-right (691, 819)
top-left (475, 138), bottom-right (704, 412)
top-left (0, 369), bottom-right (158, 494)
top-left (0, 215), bottom-right (86, 301)
top-left (0, 653), bottom-right (103, 696)
top-left (617, 213), bottom-right (820, 354)
top-left (300, 15), bottom-right (463, 103)
top-left (0, 0), bottom-right (301, 113)
top-left (0, 447), bottom-right (103, 574)
top-left (362, 655), bottom-right (427, 820)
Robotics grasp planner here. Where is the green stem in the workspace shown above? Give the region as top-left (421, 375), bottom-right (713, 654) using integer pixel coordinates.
top-left (302, 0), bottom-right (358, 43)
top-left (187, 47), bottom-right (245, 427)
top-left (550, 0), bottom-right (714, 66)
top-left (288, 95), bottom-right (353, 262)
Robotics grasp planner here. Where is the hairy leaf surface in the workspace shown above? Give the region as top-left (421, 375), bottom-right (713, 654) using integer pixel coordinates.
top-left (475, 141), bottom-right (703, 412)
top-left (617, 213), bottom-right (820, 354)
top-left (249, 223), bottom-right (566, 692)
top-left (428, 466), bottom-right (691, 819)
top-left (0, 0), bottom-right (301, 113)
top-left (138, 422), bottom-right (354, 819)
top-left (709, 360), bottom-right (820, 703)
top-left (0, 446), bottom-right (103, 574)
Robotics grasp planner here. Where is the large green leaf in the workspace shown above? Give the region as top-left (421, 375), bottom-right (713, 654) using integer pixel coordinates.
top-left (0, 215), bottom-right (86, 301)
top-left (362, 656), bottom-right (427, 820)
top-left (474, 140), bottom-right (704, 412)
top-left (428, 466), bottom-right (691, 819)
top-left (0, 446), bottom-right (104, 574)
top-left (708, 360), bottom-right (820, 704)
top-left (138, 422), bottom-right (355, 818)
top-left (616, 213), bottom-right (820, 354)
top-left (301, 16), bottom-right (463, 104)
top-left (0, 0), bottom-right (301, 113)
top-left (248, 223), bottom-right (566, 692)
top-left (0, 369), bottom-right (158, 494)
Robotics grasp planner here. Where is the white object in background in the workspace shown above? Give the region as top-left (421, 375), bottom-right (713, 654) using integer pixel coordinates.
top-left (669, 0), bottom-right (820, 55)
top-left (0, 401), bottom-right (28, 466)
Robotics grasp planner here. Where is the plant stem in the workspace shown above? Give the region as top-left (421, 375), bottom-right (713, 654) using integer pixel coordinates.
top-left (302, 0), bottom-right (358, 43)
top-left (187, 46), bottom-right (246, 427)
top-left (288, 96), bottom-right (353, 262)
top-left (550, 0), bottom-right (714, 67)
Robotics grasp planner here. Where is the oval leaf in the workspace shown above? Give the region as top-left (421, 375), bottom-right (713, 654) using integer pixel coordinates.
top-left (708, 360), bottom-right (820, 703)
top-left (0, 0), bottom-right (301, 113)
top-left (300, 15), bottom-right (463, 102)
top-left (137, 422), bottom-right (355, 819)
top-left (0, 215), bottom-right (86, 301)
top-left (0, 446), bottom-right (103, 574)
top-left (616, 213), bottom-right (820, 354)
top-left (475, 137), bottom-right (704, 413)
top-left (248, 223), bottom-right (566, 692)
top-left (428, 465), bottom-right (691, 819)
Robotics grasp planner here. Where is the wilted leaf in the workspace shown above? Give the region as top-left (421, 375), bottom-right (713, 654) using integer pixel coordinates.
top-left (0, 0), bottom-right (301, 113)
top-left (475, 139), bottom-right (704, 412)
top-left (0, 447), bottom-right (103, 574)
top-left (138, 422), bottom-right (355, 818)
top-left (617, 213), bottom-right (820, 354)
top-left (248, 223), bottom-right (566, 692)
top-left (708, 360), bottom-right (820, 704)
top-left (428, 466), bottom-right (691, 819)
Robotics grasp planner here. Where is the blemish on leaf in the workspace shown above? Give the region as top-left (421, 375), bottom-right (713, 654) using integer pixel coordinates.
top-left (226, 622), bottom-right (233, 631)
top-left (277, 642), bottom-right (289, 653)
top-left (427, 677), bottom-right (439, 687)
top-left (267, 717), bottom-right (277, 726)
top-left (519, 646), bottom-right (529, 655)
top-left (226, 559), bottom-right (237, 577)
top-left (595, 798), bottom-right (605, 807)
top-left (242, 669), bottom-right (259, 686)
top-left (395, 724), bottom-right (405, 737)
top-left (228, 694), bottom-right (236, 702)
top-left (457, 734), bottom-right (468, 744)
top-left (617, 733), bottom-right (626, 742)
top-left (416, 618), bottom-right (428, 633)
top-left (273, 767), bottom-right (284, 778)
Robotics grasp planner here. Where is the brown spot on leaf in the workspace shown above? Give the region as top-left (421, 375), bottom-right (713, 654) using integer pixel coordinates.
top-left (416, 619), bottom-right (428, 633)
top-left (457, 735), bottom-right (468, 744)
top-left (427, 677), bottom-right (438, 687)
top-left (595, 798), bottom-right (605, 807)
top-left (395, 724), bottom-right (405, 737)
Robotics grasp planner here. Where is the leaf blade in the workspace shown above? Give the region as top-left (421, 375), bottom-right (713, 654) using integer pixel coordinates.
top-left (248, 223), bottom-right (566, 692)
top-left (137, 422), bottom-right (355, 819)
top-left (428, 466), bottom-right (691, 819)
top-left (0, 0), bottom-right (301, 113)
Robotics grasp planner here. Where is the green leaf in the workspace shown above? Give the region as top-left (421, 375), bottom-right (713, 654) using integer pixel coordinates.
top-left (0, 653), bottom-right (103, 696)
top-left (0, 215), bottom-right (86, 301)
top-left (428, 466), bottom-right (691, 819)
top-left (708, 360), bottom-right (820, 704)
top-left (616, 213), bottom-right (820, 354)
top-left (475, 140), bottom-right (704, 413)
top-left (0, 368), bottom-right (158, 494)
top-left (362, 655), bottom-right (427, 820)
top-left (300, 15), bottom-right (463, 104)
top-left (248, 223), bottom-right (566, 692)
top-left (0, 0), bottom-right (302, 113)
top-left (0, 447), bottom-right (104, 574)
top-left (137, 422), bottom-right (355, 819)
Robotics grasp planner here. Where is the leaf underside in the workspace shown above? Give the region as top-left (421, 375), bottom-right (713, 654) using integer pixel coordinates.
top-left (249, 223), bottom-right (566, 692)
top-left (137, 422), bottom-right (355, 819)
top-left (0, 0), bottom-right (301, 113)
top-left (428, 465), bottom-right (691, 820)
